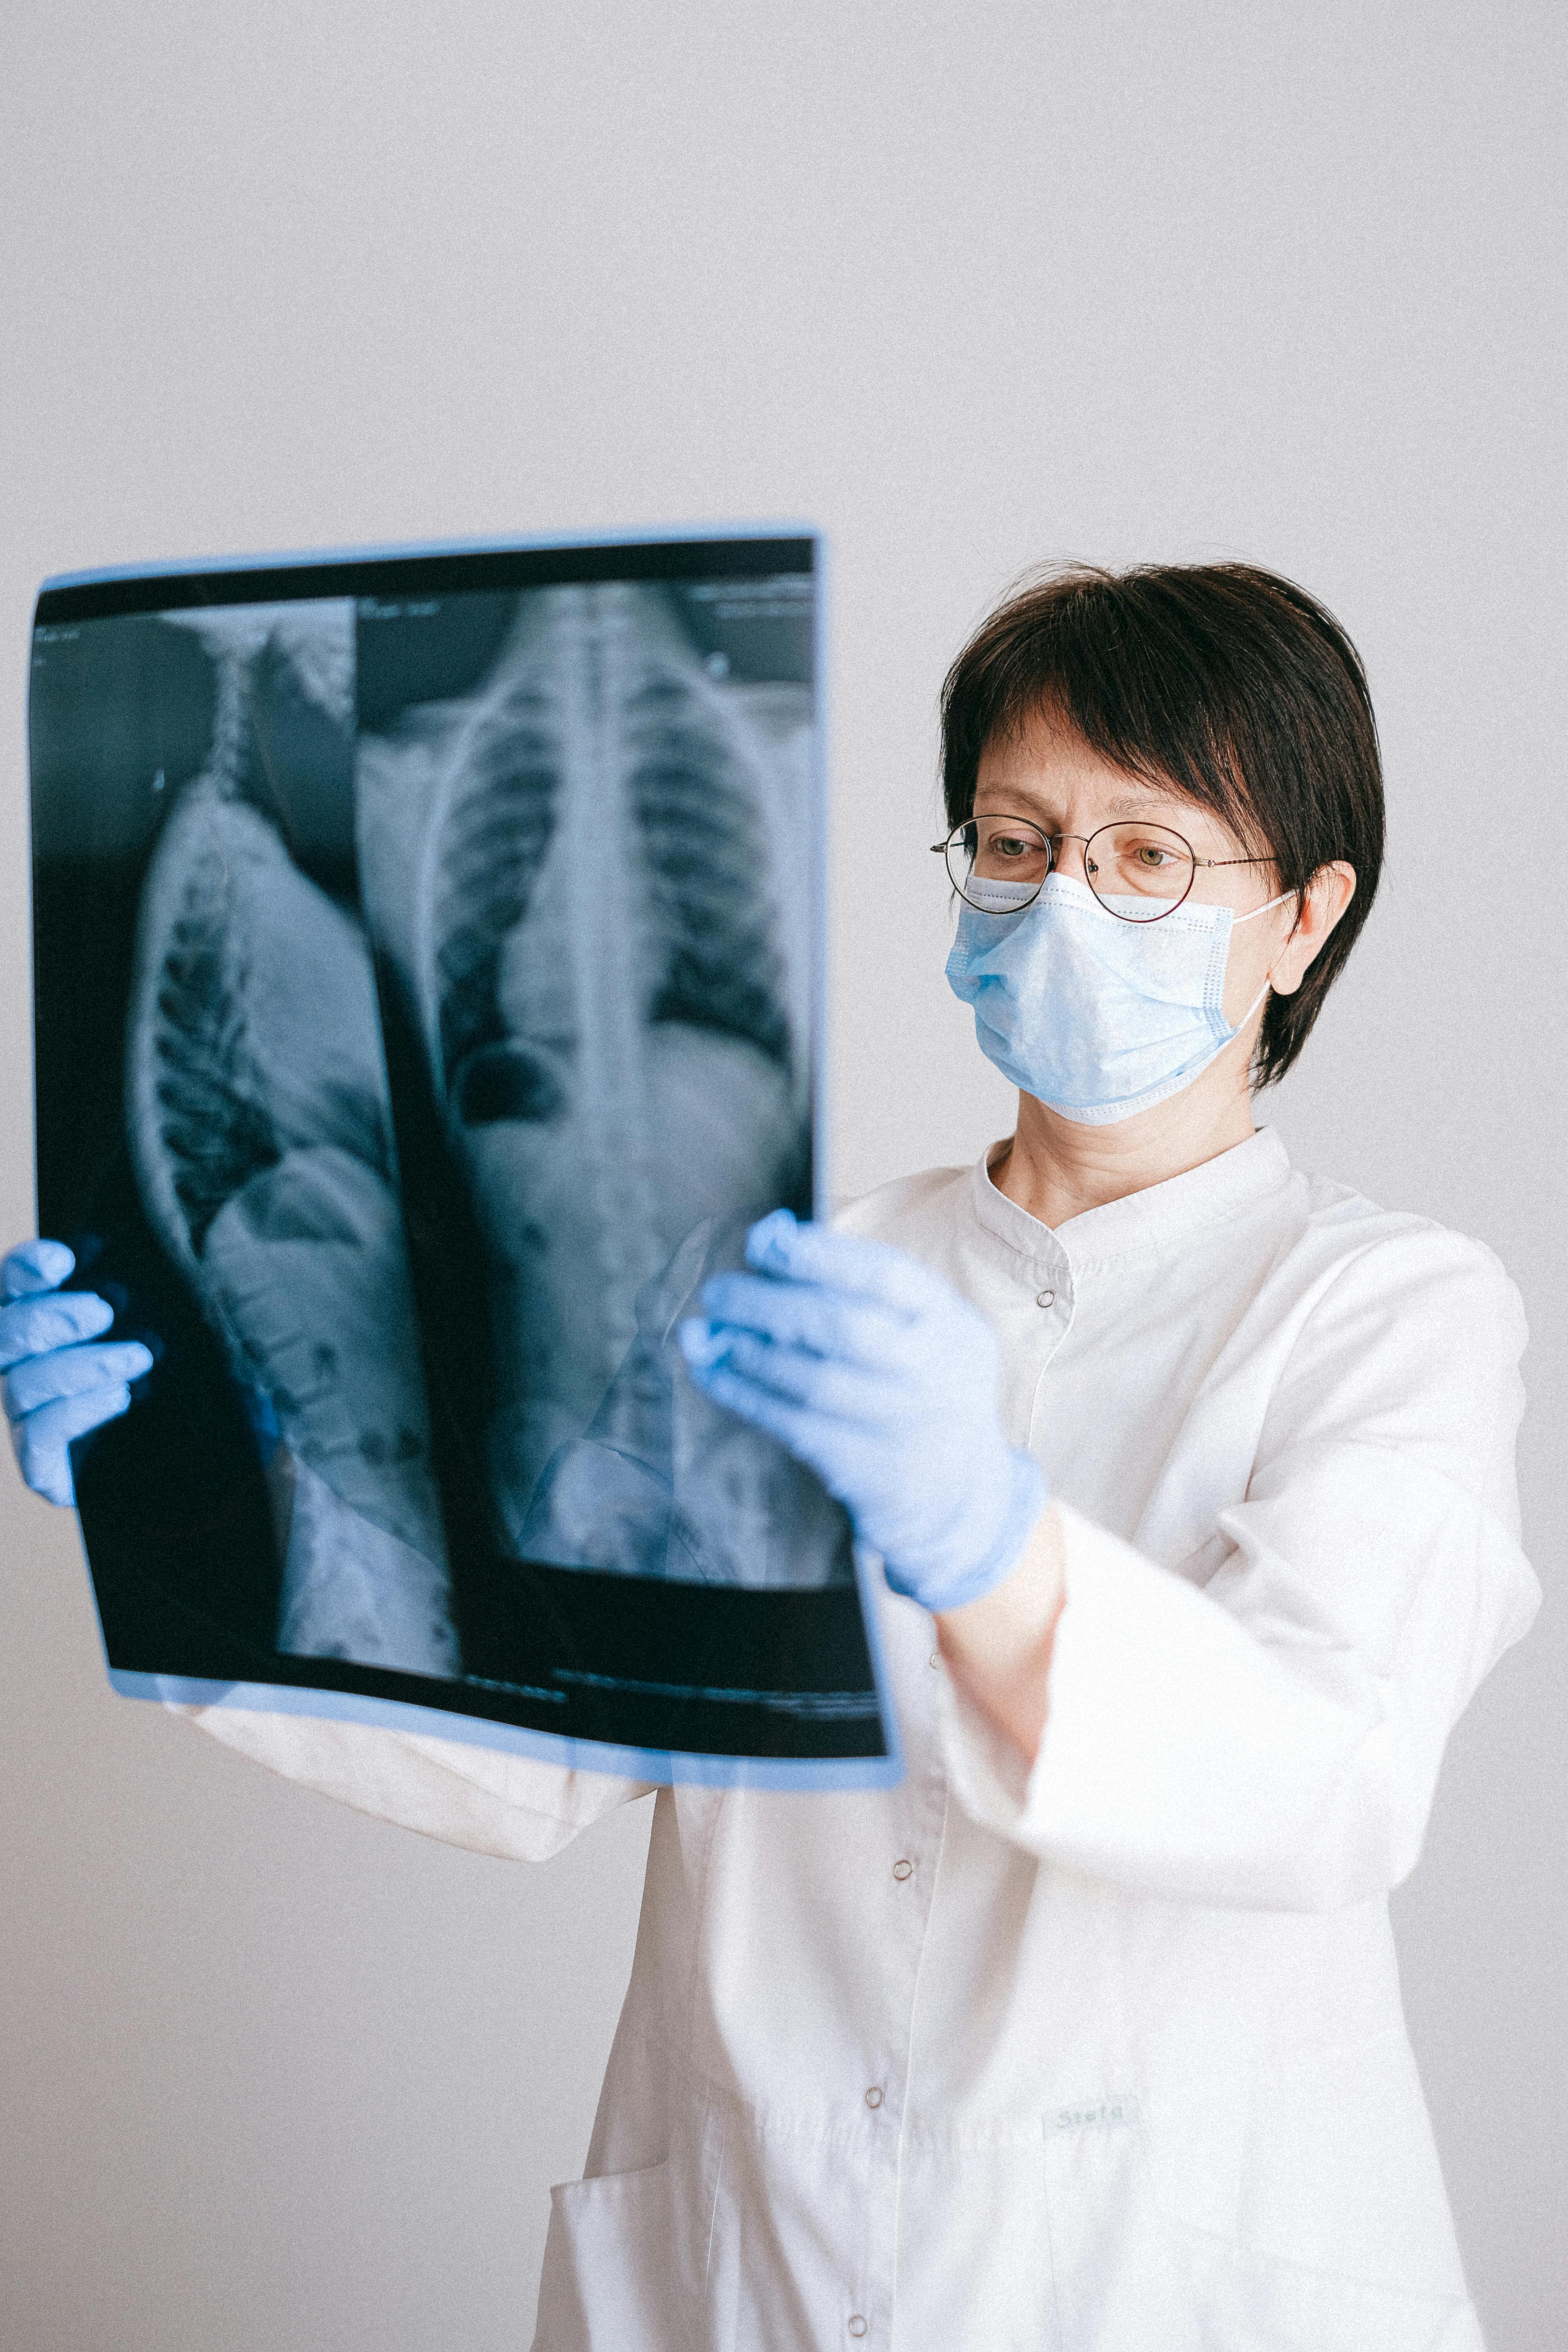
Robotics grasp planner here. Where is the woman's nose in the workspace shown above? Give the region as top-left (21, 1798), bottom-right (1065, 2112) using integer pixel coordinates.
top-left (1050, 833), bottom-right (1093, 882)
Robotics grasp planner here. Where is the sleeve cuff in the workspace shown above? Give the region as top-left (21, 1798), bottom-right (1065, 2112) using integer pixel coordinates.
top-left (169, 1701), bottom-right (654, 1863)
top-left (933, 1500), bottom-right (1389, 1907)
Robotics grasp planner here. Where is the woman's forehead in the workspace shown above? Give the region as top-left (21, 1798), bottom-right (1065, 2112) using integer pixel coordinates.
top-left (974, 711), bottom-right (1250, 847)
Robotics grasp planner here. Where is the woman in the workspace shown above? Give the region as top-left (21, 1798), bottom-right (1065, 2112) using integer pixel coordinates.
top-left (3, 562), bottom-right (1537, 2350)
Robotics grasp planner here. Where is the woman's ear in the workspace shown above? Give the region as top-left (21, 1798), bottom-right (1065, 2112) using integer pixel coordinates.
top-left (1270, 863), bottom-right (1357, 997)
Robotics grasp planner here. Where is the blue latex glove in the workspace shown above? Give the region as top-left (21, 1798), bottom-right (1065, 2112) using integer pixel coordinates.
top-left (1, 1241), bottom-right (154, 1507)
top-left (677, 1210), bottom-right (1047, 1614)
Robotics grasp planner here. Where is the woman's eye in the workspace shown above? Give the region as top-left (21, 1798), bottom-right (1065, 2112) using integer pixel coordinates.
top-left (991, 835), bottom-right (1033, 861)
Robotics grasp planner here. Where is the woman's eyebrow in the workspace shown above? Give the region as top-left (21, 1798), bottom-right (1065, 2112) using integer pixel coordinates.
top-left (1104, 790), bottom-right (1184, 817)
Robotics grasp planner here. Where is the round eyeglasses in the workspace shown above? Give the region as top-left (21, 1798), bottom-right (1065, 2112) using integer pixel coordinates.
top-left (933, 815), bottom-right (1274, 923)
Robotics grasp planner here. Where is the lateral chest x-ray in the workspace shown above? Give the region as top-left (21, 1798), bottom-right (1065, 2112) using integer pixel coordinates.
top-left (29, 536), bottom-right (895, 1785)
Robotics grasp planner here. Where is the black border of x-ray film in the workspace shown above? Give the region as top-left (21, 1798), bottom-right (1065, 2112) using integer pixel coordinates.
top-left (28, 527), bottom-right (904, 1792)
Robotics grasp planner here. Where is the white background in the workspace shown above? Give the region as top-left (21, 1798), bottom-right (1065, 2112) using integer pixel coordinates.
top-left (2, 5), bottom-right (1564, 2345)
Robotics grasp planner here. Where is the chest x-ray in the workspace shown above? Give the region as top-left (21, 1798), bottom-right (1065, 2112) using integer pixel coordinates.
top-left (29, 536), bottom-right (895, 1786)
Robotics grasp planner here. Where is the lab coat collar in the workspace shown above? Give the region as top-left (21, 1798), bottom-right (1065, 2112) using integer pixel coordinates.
top-left (970, 1124), bottom-right (1292, 1272)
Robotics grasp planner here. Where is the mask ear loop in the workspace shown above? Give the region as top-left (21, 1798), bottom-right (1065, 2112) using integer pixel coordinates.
top-left (1225, 887), bottom-right (1298, 1035)
top-left (1230, 887), bottom-right (1295, 927)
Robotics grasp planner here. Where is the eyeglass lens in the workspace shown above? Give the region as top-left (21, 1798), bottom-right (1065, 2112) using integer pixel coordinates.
top-left (946, 818), bottom-right (1195, 922)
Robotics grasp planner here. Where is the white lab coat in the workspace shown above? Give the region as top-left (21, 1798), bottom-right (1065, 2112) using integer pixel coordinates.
top-left (177, 1128), bottom-right (1538, 2350)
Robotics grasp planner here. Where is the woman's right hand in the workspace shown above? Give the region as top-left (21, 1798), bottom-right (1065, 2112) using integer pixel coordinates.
top-left (1, 1241), bottom-right (153, 1507)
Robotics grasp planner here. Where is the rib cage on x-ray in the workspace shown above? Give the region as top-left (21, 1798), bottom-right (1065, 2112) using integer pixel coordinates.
top-left (125, 604), bottom-right (462, 1679)
top-left (358, 582), bottom-right (828, 1582)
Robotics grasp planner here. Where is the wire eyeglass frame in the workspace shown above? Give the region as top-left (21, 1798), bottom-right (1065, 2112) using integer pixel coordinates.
top-left (932, 814), bottom-right (1276, 923)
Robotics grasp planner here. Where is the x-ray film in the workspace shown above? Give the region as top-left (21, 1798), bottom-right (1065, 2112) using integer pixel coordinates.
top-left (29, 532), bottom-right (898, 1788)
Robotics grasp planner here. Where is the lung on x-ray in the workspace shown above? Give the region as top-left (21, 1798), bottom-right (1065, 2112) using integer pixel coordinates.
top-left (29, 534), bottom-right (896, 1787)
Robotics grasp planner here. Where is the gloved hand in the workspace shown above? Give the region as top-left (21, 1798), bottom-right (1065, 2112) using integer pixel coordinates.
top-left (1, 1241), bottom-right (153, 1507)
top-left (677, 1210), bottom-right (1047, 1614)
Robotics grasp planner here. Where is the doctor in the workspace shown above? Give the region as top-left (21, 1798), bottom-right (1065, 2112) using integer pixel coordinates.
top-left (3, 561), bottom-right (1538, 2350)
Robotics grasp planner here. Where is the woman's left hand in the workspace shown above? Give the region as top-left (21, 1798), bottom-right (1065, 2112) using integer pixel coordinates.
top-left (677, 1210), bottom-right (1047, 1615)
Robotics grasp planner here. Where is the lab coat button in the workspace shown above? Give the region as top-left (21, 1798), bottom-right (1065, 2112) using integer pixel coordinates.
top-left (848, 2320), bottom-right (869, 2339)
top-left (892, 1858), bottom-right (913, 1881)
top-left (928, 1650), bottom-right (939, 1669)
top-left (1036, 1288), bottom-right (1055, 1308)
top-left (864, 2086), bottom-right (883, 2108)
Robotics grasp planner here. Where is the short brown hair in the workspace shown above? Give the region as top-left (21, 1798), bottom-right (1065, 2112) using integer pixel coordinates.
top-left (939, 561), bottom-right (1384, 1089)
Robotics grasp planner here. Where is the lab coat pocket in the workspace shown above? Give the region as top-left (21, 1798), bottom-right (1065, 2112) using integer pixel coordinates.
top-left (1041, 2109), bottom-right (1209, 2352)
top-left (1142, 2031), bottom-right (1479, 2352)
top-left (533, 2158), bottom-right (680, 2352)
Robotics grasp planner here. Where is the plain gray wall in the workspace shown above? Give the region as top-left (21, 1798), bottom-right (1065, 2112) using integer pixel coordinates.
top-left (2, 4), bottom-right (1564, 2345)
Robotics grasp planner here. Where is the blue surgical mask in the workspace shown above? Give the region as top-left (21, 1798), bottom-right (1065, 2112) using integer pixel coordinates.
top-left (945, 872), bottom-right (1292, 1124)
